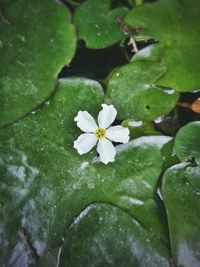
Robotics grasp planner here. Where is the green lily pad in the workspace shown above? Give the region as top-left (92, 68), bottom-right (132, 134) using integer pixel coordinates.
top-left (0, 78), bottom-right (172, 266)
top-left (106, 61), bottom-right (179, 120)
top-left (174, 121), bottom-right (200, 165)
top-left (162, 163), bottom-right (200, 267)
top-left (73, 0), bottom-right (128, 49)
top-left (0, 0), bottom-right (76, 128)
top-left (125, 0), bottom-right (200, 91)
top-left (60, 203), bottom-right (171, 267)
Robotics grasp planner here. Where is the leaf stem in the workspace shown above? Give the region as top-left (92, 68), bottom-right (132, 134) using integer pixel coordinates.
top-left (177, 98), bottom-right (200, 113)
top-left (176, 102), bottom-right (191, 109)
top-left (128, 37), bottom-right (139, 53)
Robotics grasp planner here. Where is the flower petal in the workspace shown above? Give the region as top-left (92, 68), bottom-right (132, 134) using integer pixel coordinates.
top-left (74, 133), bottom-right (97, 155)
top-left (97, 104), bottom-right (117, 129)
top-left (74, 111), bottom-right (98, 133)
top-left (106, 125), bottom-right (130, 144)
top-left (97, 138), bottom-right (116, 164)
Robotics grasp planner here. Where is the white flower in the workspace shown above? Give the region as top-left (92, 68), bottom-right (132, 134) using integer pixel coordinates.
top-left (73, 104), bottom-right (130, 164)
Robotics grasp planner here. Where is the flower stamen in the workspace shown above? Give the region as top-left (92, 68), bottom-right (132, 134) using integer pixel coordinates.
top-left (95, 128), bottom-right (106, 140)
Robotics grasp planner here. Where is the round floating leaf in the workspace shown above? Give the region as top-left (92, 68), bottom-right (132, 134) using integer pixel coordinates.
top-left (60, 203), bottom-right (171, 267)
top-left (106, 61), bottom-right (179, 120)
top-left (0, 77), bottom-right (172, 265)
top-left (0, 0), bottom-right (76, 127)
top-left (125, 0), bottom-right (200, 91)
top-left (73, 0), bottom-right (128, 48)
top-left (174, 121), bottom-right (200, 165)
top-left (162, 163), bottom-right (200, 267)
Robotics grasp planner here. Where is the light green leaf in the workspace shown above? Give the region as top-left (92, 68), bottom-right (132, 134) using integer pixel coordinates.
top-left (73, 0), bottom-right (128, 49)
top-left (106, 61), bottom-right (179, 120)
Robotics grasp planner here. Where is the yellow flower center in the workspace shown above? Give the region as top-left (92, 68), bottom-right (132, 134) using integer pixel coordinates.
top-left (95, 128), bottom-right (106, 140)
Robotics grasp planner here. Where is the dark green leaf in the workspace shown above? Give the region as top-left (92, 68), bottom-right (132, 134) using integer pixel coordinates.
top-left (174, 121), bottom-right (200, 165)
top-left (162, 163), bottom-right (200, 267)
top-left (0, 0), bottom-right (76, 128)
top-left (0, 78), bottom-right (171, 265)
top-left (60, 203), bottom-right (171, 267)
top-left (125, 0), bottom-right (200, 91)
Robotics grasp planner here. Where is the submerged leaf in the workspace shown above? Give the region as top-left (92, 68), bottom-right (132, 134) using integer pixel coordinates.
top-left (122, 119), bottom-right (161, 139)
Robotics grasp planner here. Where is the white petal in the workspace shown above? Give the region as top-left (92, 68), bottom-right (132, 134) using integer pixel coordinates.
top-left (74, 133), bottom-right (97, 155)
top-left (97, 104), bottom-right (117, 129)
top-left (106, 126), bottom-right (130, 144)
top-left (74, 111), bottom-right (98, 133)
top-left (97, 138), bottom-right (116, 165)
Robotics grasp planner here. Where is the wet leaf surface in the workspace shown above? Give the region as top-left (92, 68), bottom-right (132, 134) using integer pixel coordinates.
top-left (0, 0), bottom-right (76, 128)
top-left (60, 203), bottom-right (171, 267)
